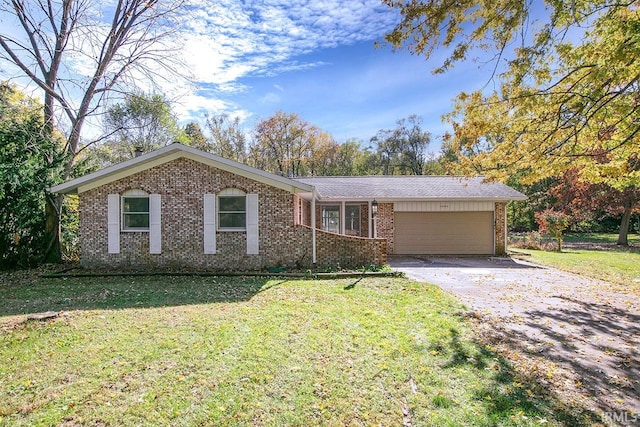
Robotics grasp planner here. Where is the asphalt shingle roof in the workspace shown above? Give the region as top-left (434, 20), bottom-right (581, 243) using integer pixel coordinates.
top-left (294, 176), bottom-right (526, 200)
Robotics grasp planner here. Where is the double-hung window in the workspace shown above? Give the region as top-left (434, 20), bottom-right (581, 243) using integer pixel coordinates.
top-left (122, 190), bottom-right (149, 231)
top-left (218, 189), bottom-right (246, 230)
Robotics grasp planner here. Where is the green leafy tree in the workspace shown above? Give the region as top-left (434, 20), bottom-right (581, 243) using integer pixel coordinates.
top-left (0, 83), bottom-right (59, 268)
top-left (397, 115), bottom-right (431, 175)
top-left (422, 139), bottom-right (459, 176)
top-left (371, 128), bottom-right (401, 175)
top-left (101, 92), bottom-right (183, 161)
top-left (184, 122), bottom-right (208, 151)
top-left (335, 139), bottom-right (378, 176)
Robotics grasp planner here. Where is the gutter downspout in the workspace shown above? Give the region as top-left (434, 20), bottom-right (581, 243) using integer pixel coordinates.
top-left (311, 187), bottom-right (317, 265)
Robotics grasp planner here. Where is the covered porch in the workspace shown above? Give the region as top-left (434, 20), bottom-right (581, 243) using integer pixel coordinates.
top-left (294, 194), bottom-right (382, 239)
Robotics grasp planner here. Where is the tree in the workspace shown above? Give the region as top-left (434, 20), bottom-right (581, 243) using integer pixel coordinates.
top-left (370, 128), bottom-right (400, 175)
top-left (535, 209), bottom-right (571, 252)
top-left (370, 115), bottom-right (431, 175)
top-left (0, 0), bottom-right (184, 261)
top-left (205, 113), bottom-right (247, 163)
top-left (547, 168), bottom-right (640, 244)
top-left (99, 92), bottom-right (183, 164)
top-left (397, 115), bottom-right (431, 174)
top-left (306, 132), bottom-right (340, 176)
top-left (184, 122), bottom-right (208, 151)
top-left (383, 1), bottom-right (640, 242)
top-left (335, 139), bottom-right (375, 176)
top-left (249, 111), bottom-right (319, 177)
top-left (0, 82), bottom-right (58, 268)
top-left (423, 138), bottom-right (459, 175)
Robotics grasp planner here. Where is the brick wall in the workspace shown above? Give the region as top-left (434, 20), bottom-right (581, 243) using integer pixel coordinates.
top-left (375, 203), bottom-right (394, 254)
top-left (304, 226), bottom-right (387, 267)
top-left (494, 202), bottom-right (507, 255)
top-left (360, 204), bottom-right (370, 238)
top-left (79, 158), bottom-right (315, 270)
top-left (78, 157), bottom-right (385, 270)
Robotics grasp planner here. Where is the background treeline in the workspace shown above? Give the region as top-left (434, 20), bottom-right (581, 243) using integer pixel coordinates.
top-left (88, 95), bottom-right (447, 177)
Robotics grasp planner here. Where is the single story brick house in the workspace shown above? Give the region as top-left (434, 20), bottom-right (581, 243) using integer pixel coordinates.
top-left (50, 143), bottom-right (526, 270)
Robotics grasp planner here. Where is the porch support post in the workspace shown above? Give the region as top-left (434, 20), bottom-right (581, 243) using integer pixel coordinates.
top-left (504, 203), bottom-right (508, 254)
top-left (368, 200), bottom-right (372, 238)
top-left (340, 201), bottom-right (346, 235)
top-left (311, 188), bottom-right (317, 264)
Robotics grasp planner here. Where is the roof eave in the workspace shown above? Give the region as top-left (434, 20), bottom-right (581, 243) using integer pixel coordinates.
top-left (49, 144), bottom-right (314, 194)
top-left (311, 196), bottom-right (528, 202)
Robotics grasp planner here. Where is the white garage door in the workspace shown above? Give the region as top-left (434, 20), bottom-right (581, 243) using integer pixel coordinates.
top-left (394, 211), bottom-right (494, 255)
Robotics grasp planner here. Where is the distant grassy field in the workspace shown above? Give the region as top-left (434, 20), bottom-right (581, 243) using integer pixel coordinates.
top-left (563, 232), bottom-right (640, 244)
top-left (512, 248), bottom-right (640, 292)
top-left (0, 273), bottom-right (593, 426)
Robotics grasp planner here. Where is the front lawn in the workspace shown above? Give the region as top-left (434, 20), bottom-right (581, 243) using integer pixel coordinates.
top-left (512, 248), bottom-right (640, 292)
top-left (0, 273), bottom-right (594, 425)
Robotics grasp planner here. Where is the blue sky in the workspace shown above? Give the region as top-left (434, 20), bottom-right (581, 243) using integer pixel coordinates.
top-left (0, 0), bottom-right (499, 154)
top-left (218, 41), bottom-right (488, 148)
top-left (173, 0), bottom-right (497, 154)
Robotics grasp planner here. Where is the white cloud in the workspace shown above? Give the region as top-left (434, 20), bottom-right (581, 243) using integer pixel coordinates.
top-left (259, 92), bottom-right (281, 104)
top-left (0, 0), bottom-right (399, 139)
top-left (163, 0), bottom-right (399, 129)
top-left (178, 0), bottom-right (398, 88)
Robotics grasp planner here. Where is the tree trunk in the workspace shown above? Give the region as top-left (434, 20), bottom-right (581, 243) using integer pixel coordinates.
top-left (617, 202), bottom-right (632, 246)
top-left (44, 194), bottom-right (62, 263)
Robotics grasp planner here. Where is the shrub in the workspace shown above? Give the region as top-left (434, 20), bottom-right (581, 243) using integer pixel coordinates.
top-left (535, 210), bottom-right (571, 251)
top-left (509, 232), bottom-right (556, 251)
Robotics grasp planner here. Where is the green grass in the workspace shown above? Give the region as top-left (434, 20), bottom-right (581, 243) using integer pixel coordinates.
top-left (0, 274), bottom-right (596, 426)
top-left (563, 232), bottom-right (640, 244)
top-left (512, 248), bottom-right (640, 291)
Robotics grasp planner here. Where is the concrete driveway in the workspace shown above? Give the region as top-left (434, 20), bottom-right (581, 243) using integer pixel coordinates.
top-left (390, 255), bottom-right (640, 418)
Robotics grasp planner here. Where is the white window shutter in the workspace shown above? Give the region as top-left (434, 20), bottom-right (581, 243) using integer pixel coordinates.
top-left (246, 194), bottom-right (259, 254)
top-left (107, 194), bottom-right (120, 254)
top-left (203, 194), bottom-right (216, 254)
top-left (149, 194), bottom-right (161, 254)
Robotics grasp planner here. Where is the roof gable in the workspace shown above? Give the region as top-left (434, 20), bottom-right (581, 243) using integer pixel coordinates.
top-left (50, 144), bottom-right (314, 195)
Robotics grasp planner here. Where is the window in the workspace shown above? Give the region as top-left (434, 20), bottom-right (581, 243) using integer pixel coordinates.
top-left (122, 190), bottom-right (149, 231)
top-left (345, 205), bottom-right (361, 236)
top-left (218, 189), bottom-right (246, 230)
top-left (321, 206), bottom-right (340, 234)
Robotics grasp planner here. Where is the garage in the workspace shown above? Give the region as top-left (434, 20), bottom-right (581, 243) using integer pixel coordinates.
top-left (394, 211), bottom-right (494, 255)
